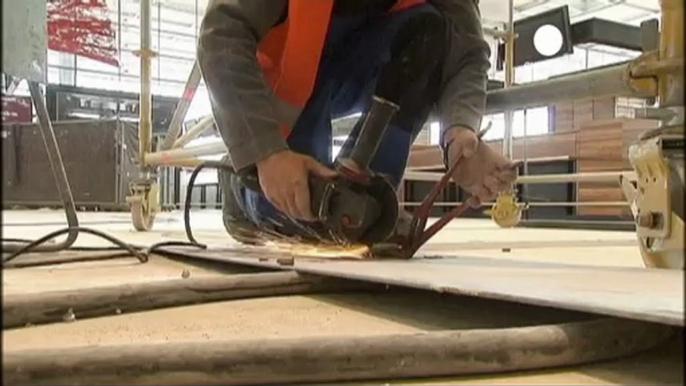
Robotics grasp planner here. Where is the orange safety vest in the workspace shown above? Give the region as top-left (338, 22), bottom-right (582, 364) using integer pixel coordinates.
top-left (257, 0), bottom-right (427, 137)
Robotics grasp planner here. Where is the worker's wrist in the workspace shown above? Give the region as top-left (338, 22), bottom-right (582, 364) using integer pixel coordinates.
top-left (440, 125), bottom-right (479, 168)
top-left (440, 125), bottom-right (474, 150)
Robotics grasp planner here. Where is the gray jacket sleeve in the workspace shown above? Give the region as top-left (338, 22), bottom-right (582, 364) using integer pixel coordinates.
top-left (197, 0), bottom-right (287, 171)
top-left (432, 0), bottom-right (491, 142)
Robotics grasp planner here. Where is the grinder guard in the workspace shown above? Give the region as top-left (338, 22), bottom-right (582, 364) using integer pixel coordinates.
top-left (314, 174), bottom-right (399, 245)
top-left (237, 170), bottom-right (399, 246)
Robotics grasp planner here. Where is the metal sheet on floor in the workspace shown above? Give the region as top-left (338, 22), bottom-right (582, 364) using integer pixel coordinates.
top-left (163, 247), bottom-right (684, 327)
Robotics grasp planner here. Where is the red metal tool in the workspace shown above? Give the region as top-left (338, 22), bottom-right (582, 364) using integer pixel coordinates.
top-left (401, 125), bottom-right (495, 258)
top-left (401, 154), bottom-right (473, 258)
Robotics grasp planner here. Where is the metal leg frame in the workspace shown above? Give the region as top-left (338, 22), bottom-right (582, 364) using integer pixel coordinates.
top-left (3, 82), bottom-right (80, 253)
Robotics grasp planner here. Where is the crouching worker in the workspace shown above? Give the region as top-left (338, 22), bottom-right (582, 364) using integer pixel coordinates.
top-left (198, 0), bottom-right (518, 248)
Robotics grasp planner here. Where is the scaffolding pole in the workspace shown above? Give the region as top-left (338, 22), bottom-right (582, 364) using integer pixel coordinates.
top-left (486, 62), bottom-right (657, 115)
top-left (502, 0), bottom-right (515, 159)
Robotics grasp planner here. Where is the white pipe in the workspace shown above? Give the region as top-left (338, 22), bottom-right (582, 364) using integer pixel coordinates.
top-left (173, 115), bottom-right (215, 148)
top-left (403, 171), bottom-right (637, 184)
top-left (405, 156), bottom-right (572, 171)
top-left (400, 202), bottom-right (629, 207)
top-left (483, 27), bottom-right (509, 39)
top-left (138, 0), bottom-right (152, 166)
top-left (502, 0), bottom-right (515, 159)
top-left (518, 171), bottom-right (636, 184)
top-left (145, 140), bottom-right (227, 165)
top-left (160, 62), bottom-right (202, 151)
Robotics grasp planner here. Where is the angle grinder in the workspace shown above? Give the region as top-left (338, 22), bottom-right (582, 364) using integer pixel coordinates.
top-left (238, 96), bottom-right (401, 246)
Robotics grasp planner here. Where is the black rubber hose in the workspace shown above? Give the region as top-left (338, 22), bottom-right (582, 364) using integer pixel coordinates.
top-left (183, 161), bottom-right (236, 246)
top-left (146, 241), bottom-right (207, 255)
top-left (2, 318), bottom-right (674, 385)
top-left (183, 163), bottom-right (207, 245)
top-left (2, 240), bottom-right (205, 269)
top-left (2, 272), bottom-right (373, 329)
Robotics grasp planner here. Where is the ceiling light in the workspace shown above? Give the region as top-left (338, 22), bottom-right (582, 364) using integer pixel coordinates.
top-left (533, 24), bottom-right (564, 56)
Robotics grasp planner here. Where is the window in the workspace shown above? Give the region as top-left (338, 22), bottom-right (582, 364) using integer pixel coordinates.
top-left (332, 145), bottom-right (343, 161)
top-left (76, 71), bottom-right (121, 91)
top-left (522, 106), bottom-right (549, 136)
top-left (480, 106), bottom-right (550, 140)
top-left (151, 80), bottom-right (185, 97)
top-left (186, 86), bottom-right (213, 121)
top-left (158, 56), bottom-right (195, 83)
top-left (429, 122), bottom-right (441, 145)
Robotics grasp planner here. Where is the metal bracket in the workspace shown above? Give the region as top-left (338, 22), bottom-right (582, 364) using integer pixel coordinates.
top-left (628, 136), bottom-right (671, 239)
top-left (619, 175), bottom-right (639, 218)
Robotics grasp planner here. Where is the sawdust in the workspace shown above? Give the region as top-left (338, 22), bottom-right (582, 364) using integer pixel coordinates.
top-left (2, 295), bottom-right (421, 351)
top-left (1, 255), bottom-right (251, 295)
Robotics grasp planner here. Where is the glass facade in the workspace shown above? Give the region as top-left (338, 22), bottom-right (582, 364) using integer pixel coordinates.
top-left (17, 0), bottom-right (654, 140)
top-left (34, 0), bottom-right (212, 120)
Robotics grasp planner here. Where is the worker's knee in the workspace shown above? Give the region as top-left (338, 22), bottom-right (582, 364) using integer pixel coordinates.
top-left (376, 11), bottom-right (447, 104)
top-left (391, 11), bottom-right (447, 73)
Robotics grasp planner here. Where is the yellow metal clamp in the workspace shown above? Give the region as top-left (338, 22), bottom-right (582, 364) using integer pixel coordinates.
top-left (483, 190), bottom-right (527, 228)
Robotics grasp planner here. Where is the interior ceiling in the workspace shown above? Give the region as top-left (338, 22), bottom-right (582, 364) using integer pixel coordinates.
top-left (480, 0), bottom-right (659, 25)
top-left (145, 0), bottom-right (660, 28)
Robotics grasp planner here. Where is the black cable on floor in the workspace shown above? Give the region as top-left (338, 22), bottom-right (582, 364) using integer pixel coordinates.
top-left (183, 160), bottom-right (236, 247)
top-left (2, 227), bottom-right (147, 265)
top-left (146, 241), bottom-right (207, 255)
top-left (2, 161), bottom-right (226, 268)
top-left (184, 163), bottom-right (208, 246)
top-left (2, 237), bottom-right (56, 244)
top-left (1, 231), bottom-right (206, 268)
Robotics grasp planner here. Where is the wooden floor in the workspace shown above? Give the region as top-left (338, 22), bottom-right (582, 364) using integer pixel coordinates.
top-left (2, 209), bottom-right (683, 385)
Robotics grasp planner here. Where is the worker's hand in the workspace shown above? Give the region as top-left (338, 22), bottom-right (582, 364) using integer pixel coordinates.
top-left (444, 127), bottom-right (518, 208)
top-left (256, 150), bottom-right (337, 221)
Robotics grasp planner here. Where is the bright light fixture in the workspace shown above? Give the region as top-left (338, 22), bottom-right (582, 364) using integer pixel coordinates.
top-left (533, 24), bottom-right (563, 57)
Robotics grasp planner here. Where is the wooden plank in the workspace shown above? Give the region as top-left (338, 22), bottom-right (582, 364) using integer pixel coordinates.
top-left (593, 97), bottom-right (616, 120)
top-left (407, 132), bottom-right (577, 169)
top-left (504, 132), bottom-right (578, 160)
top-left (577, 187), bottom-right (627, 202)
top-left (576, 120), bottom-right (627, 216)
top-left (553, 102), bottom-right (574, 133)
top-left (573, 100), bottom-right (594, 129)
top-left (169, 248), bottom-right (685, 327)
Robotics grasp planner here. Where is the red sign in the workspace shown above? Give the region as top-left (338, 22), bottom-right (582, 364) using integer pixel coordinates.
top-left (1, 96), bottom-right (33, 124)
top-left (47, 0), bottom-right (119, 67)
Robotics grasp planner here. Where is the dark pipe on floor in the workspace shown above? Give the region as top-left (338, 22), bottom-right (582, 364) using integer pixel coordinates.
top-left (3, 272), bottom-right (380, 329)
top-left (2, 318), bottom-right (674, 385)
